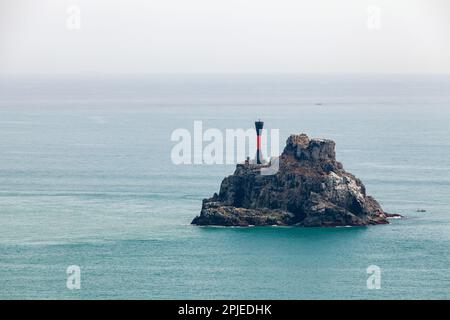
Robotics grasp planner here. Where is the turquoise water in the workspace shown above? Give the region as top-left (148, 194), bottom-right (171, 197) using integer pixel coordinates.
top-left (0, 75), bottom-right (449, 299)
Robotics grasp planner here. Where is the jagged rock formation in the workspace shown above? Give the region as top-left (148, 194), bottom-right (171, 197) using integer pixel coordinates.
top-left (192, 134), bottom-right (397, 227)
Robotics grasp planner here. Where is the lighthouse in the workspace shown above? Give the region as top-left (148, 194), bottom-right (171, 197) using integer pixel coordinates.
top-left (255, 120), bottom-right (264, 164)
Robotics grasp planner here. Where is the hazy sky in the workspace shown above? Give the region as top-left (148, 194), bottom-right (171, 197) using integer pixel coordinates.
top-left (1, 0), bottom-right (449, 74)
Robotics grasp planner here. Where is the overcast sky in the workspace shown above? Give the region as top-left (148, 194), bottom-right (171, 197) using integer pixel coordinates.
top-left (1, 0), bottom-right (449, 74)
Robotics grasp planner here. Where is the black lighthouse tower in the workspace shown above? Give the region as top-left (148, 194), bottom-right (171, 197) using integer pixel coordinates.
top-left (255, 120), bottom-right (264, 164)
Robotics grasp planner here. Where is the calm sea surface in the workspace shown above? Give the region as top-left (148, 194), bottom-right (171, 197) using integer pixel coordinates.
top-left (0, 75), bottom-right (449, 299)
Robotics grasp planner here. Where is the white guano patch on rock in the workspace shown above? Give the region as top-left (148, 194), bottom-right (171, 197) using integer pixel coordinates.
top-left (328, 171), bottom-right (364, 201)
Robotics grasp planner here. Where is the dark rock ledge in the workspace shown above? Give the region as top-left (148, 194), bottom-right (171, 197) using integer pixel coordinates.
top-left (192, 134), bottom-right (401, 227)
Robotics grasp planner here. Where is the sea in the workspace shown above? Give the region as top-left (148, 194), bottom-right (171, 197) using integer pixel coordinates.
top-left (0, 74), bottom-right (449, 299)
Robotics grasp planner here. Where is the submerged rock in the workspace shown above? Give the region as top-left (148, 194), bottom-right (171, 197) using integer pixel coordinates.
top-left (192, 134), bottom-right (395, 227)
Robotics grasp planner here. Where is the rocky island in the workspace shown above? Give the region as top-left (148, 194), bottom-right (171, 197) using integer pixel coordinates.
top-left (192, 134), bottom-right (398, 227)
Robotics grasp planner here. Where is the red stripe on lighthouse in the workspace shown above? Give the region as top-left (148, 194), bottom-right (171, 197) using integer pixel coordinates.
top-left (257, 135), bottom-right (261, 150)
